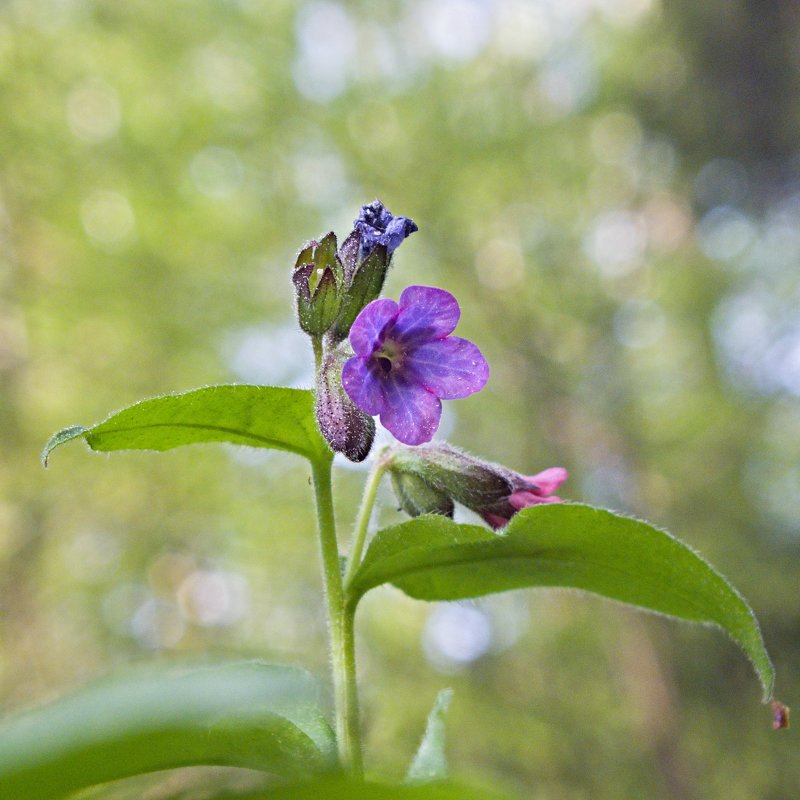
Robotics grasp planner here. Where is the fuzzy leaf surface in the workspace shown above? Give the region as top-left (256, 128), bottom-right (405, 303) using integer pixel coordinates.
top-left (0, 662), bottom-right (336, 800)
top-left (42, 385), bottom-right (331, 466)
top-left (347, 504), bottom-right (774, 700)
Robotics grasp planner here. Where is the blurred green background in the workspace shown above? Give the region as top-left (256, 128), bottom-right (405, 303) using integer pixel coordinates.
top-left (0, 0), bottom-right (797, 797)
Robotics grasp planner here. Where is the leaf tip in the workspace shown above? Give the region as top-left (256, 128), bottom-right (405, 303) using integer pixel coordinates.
top-left (41, 425), bottom-right (88, 467)
top-left (436, 686), bottom-right (454, 711)
top-left (405, 687), bottom-right (455, 786)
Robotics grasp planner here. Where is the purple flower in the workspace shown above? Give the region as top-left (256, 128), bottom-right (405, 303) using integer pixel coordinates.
top-left (341, 286), bottom-right (489, 445)
top-left (354, 200), bottom-right (418, 260)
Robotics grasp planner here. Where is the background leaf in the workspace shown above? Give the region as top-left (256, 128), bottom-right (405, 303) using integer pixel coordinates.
top-left (0, 662), bottom-right (337, 800)
top-left (42, 386), bottom-right (331, 466)
top-left (222, 775), bottom-right (512, 800)
top-left (347, 504), bottom-right (774, 700)
top-left (405, 689), bottom-right (453, 786)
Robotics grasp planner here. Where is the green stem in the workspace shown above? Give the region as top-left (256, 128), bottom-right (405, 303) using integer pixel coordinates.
top-left (312, 336), bottom-right (324, 372)
top-left (310, 457), bottom-right (363, 777)
top-left (344, 456), bottom-right (390, 589)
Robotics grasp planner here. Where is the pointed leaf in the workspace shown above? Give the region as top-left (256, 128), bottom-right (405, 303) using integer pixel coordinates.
top-left (347, 504), bottom-right (774, 701)
top-left (40, 425), bottom-right (87, 465)
top-left (405, 689), bottom-right (453, 785)
top-left (0, 662), bottom-right (337, 800)
top-left (42, 385), bottom-right (331, 466)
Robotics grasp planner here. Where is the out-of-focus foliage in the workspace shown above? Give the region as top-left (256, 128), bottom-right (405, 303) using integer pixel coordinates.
top-left (0, 1), bottom-right (796, 798)
top-left (0, 662), bottom-right (337, 799)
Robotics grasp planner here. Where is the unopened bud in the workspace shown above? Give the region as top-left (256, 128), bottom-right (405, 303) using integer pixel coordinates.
top-left (387, 443), bottom-right (568, 529)
top-left (389, 443), bottom-right (512, 508)
top-left (328, 238), bottom-right (389, 342)
top-left (391, 471), bottom-right (454, 518)
top-left (327, 200), bottom-right (417, 343)
top-left (293, 232), bottom-right (344, 337)
top-left (315, 344), bottom-right (375, 462)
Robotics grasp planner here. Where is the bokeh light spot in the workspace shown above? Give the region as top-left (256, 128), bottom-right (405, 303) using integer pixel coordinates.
top-left (66, 78), bottom-right (121, 143)
top-left (423, 604), bottom-right (492, 672)
top-left (80, 190), bottom-right (135, 248)
top-left (190, 146), bottom-right (244, 199)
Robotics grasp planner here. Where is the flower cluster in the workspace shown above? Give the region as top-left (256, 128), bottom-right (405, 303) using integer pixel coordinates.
top-left (295, 200), bottom-right (562, 524)
top-left (300, 200), bottom-right (489, 455)
top-left (292, 200), bottom-right (419, 346)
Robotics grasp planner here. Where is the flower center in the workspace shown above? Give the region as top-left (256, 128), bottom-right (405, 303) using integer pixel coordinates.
top-left (375, 341), bottom-right (402, 374)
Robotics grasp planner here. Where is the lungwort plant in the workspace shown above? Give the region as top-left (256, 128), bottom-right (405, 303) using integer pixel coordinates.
top-left (8, 201), bottom-right (786, 799)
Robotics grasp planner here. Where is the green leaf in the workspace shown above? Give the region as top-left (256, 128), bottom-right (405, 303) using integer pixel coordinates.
top-left (0, 662), bottom-right (337, 800)
top-left (218, 775), bottom-right (513, 800)
top-left (405, 689), bottom-right (453, 785)
top-left (346, 504), bottom-right (774, 701)
top-left (42, 385), bottom-right (331, 466)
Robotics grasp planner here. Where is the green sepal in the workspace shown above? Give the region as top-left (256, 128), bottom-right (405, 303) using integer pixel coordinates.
top-left (328, 244), bottom-right (389, 342)
top-left (389, 444), bottom-right (512, 510)
top-left (293, 232), bottom-right (345, 337)
top-left (391, 471), bottom-right (455, 518)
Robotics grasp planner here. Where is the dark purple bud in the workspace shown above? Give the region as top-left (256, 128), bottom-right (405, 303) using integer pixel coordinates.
top-left (315, 344), bottom-right (375, 462)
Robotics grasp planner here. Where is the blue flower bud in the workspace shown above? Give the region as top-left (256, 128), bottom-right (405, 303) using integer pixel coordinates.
top-left (354, 199), bottom-right (418, 261)
top-left (327, 200), bottom-right (417, 343)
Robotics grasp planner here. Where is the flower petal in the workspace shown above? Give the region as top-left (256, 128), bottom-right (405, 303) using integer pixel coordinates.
top-left (349, 298), bottom-right (398, 356)
top-left (508, 491), bottom-right (561, 511)
top-left (524, 467), bottom-right (568, 496)
top-left (356, 200), bottom-right (394, 231)
top-left (355, 201), bottom-right (417, 258)
top-left (342, 356), bottom-right (386, 416)
top-left (379, 373), bottom-right (442, 445)
top-left (480, 511), bottom-right (510, 530)
top-left (392, 286), bottom-right (461, 344)
top-left (382, 216), bottom-right (418, 254)
top-left (405, 336), bottom-right (489, 399)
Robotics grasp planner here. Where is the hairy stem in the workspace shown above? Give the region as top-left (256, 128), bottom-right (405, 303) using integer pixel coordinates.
top-left (344, 456), bottom-right (389, 588)
top-left (312, 336), bottom-right (324, 373)
top-left (311, 458), bottom-right (363, 776)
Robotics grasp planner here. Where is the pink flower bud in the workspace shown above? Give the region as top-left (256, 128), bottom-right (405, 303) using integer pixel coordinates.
top-left (387, 443), bottom-right (568, 529)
